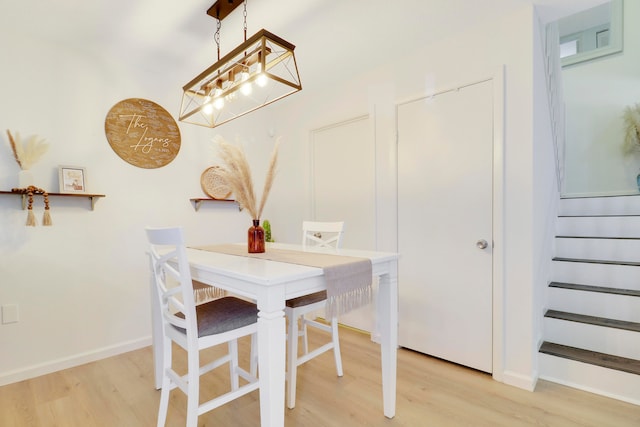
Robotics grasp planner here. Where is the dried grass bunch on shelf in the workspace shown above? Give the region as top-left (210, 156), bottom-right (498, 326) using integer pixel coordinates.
top-left (214, 135), bottom-right (280, 221)
top-left (6, 130), bottom-right (49, 170)
top-left (622, 103), bottom-right (640, 154)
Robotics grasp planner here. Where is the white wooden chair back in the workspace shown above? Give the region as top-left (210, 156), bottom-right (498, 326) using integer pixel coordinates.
top-left (302, 221), bottom-right (345, 249)
top-left (146, 226), bottom-right (260, 426)
top-left (146, 226), bottom-right (198, 343)
top-left (286, 220), bottom-right (346, 408)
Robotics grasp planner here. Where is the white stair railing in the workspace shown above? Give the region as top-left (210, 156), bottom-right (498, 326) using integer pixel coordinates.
top-left (543, 21), bottom-right (566, 193)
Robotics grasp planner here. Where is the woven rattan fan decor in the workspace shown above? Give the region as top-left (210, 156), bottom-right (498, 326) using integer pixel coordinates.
top-left (200, 166), bottom-right (232, 199)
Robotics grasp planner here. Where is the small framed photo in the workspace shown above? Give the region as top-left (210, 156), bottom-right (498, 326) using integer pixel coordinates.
top-left (58, 166), bottom-right (87, 193)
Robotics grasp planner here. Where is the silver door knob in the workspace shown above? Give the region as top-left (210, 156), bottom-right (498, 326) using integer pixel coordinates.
top-left (476, 239), bottom-right (488, 249)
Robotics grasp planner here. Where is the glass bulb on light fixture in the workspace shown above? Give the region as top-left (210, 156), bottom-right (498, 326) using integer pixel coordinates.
top-left (202, 96), bottom-right (214, 115)
top-left (256, 73), bottom-right (268, 87)
top-left (240, 71), bottom-right (252, 96)
top-left (213, 88), bottom-right (224, 110)
top-left (256, 64), bottom-right (268, 87)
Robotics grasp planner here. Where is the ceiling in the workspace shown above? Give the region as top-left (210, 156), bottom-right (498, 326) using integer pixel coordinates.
top-left (2, 0), bottom-right (609, 91)
top-left (6, 0), bottom-right (609, 42)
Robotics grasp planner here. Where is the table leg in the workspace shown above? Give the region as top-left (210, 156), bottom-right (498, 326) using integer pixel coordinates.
top-left (257, 289), bottom-right (286, 427)
top-left (378, 262), bottom-right (398, 418)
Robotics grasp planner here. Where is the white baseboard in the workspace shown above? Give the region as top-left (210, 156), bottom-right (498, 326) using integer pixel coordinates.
top-left (501, 369), bottom-right (537, 391)
top-left (0, 336), bottom-right (151, 387)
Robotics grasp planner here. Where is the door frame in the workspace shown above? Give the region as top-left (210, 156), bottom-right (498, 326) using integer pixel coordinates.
top-left (395, 67), bottom-right (505, 381)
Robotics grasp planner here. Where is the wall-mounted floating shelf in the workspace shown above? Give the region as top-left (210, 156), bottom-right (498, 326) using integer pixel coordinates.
top-left (0, 191), bottom-right (106, 210)
top-left (190, 198), bottom-right (240, 212)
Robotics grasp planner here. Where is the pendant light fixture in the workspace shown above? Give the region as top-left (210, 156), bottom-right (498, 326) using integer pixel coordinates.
top-left (179, 0), bottom-right (302, 128)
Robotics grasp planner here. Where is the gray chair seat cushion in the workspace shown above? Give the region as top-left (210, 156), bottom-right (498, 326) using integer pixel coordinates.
top-left (174, 296), bottom-right (258, 337)
top-left (286, 290), bottom-right (327, 308)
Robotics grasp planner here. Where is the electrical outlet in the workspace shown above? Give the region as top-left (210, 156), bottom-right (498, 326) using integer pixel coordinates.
top-left (2, 304), bottom-right (19, 324)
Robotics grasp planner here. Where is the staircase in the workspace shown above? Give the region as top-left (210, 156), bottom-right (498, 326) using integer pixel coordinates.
top-left (539, 194), bottom-right (640, 405)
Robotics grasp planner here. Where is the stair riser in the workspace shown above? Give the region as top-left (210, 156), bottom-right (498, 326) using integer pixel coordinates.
top-left (550, 195), bottom-right (640, 405)
top-left (555, 237), bottom-right (640, 263)
top-left (560, 196), bottom-right (640, 216)
top-left (547, 288), bottom-right (640, 323)
top-left (539, 353), bottom-right (640, 406)
top-left (543, 317), bottom-right (640, 360)
top-left (551, 261), bottom-right (640, 291)
top-left (556, 216), bottom-right (640, 238)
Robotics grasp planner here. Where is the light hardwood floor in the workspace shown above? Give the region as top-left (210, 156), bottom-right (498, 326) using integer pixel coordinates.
top-left (1, 327), bottom-right (638, 426)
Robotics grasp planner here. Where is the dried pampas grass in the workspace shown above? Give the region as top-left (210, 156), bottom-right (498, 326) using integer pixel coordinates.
top-left (623, 104), bottom-right (640, 154)
top-left (257, 140), bottom-right (279, 219)
top-left (7, 130), bottom-right (49, 170)
top-left (214, 136), bottom-right (280, 220)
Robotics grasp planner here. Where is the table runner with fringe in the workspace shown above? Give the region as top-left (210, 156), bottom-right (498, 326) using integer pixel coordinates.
top-left (190, 244), bottom-right (373, 317)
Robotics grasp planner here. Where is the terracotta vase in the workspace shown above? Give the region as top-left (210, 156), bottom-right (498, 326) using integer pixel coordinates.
top-left (248, 219), bottom-right (265, 253)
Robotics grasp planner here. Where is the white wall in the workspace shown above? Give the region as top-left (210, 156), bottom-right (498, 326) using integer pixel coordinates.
top-left (0, 31), bottom-right (252, 384)
top-left (563, 1), bottom-right (640, 196)
top-left (533, 11), bottom-right (563, 385)
top-left (230, 4), bottom-right (546, 390)
top-left (0, 1), bottom-right (547, 392)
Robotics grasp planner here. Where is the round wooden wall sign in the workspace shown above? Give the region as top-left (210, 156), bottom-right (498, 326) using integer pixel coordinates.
top-left (105, 98), bottom-right (181, 168)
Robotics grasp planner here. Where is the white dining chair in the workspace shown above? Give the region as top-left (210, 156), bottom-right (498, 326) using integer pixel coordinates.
top-left (285, 220), bottom-right (345, 409)
top-left (146, 226), bottom-right (259, 427)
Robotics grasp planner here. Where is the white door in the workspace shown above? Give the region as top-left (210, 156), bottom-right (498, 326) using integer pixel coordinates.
top-left (397, 80), bottom-right (493, 372)
top-left (311, 115), bottom-right (376, 331)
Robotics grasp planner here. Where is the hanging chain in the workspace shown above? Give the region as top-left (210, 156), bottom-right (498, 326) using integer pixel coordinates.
top-left (213, 1), bottom-right (246, 61)
top-left (243, 0), bottom-right (248, 42)
top-left (215, 17), bottom-right (221, 61)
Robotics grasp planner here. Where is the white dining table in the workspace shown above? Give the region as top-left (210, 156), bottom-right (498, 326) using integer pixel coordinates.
top-left (150, 242), bottom-right (399, 427)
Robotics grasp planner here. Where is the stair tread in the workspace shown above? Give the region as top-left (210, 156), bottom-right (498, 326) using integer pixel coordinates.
top-left (552, 257), bottom-right (640, 267)
top-left (560, 194), bottom-right (640, 200)
top-left (539, 341), bottom-right (640, 376)
top-left (550, 203), bottom-right (640, 381)
top-left (549, 282), bottom-right (640, 297)
top-left (558, 214), bottom-right (640, 217)
top-left (545, 309), bottom-right (640, 332)
top-left (556, 235), bottom-right (640, 240)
